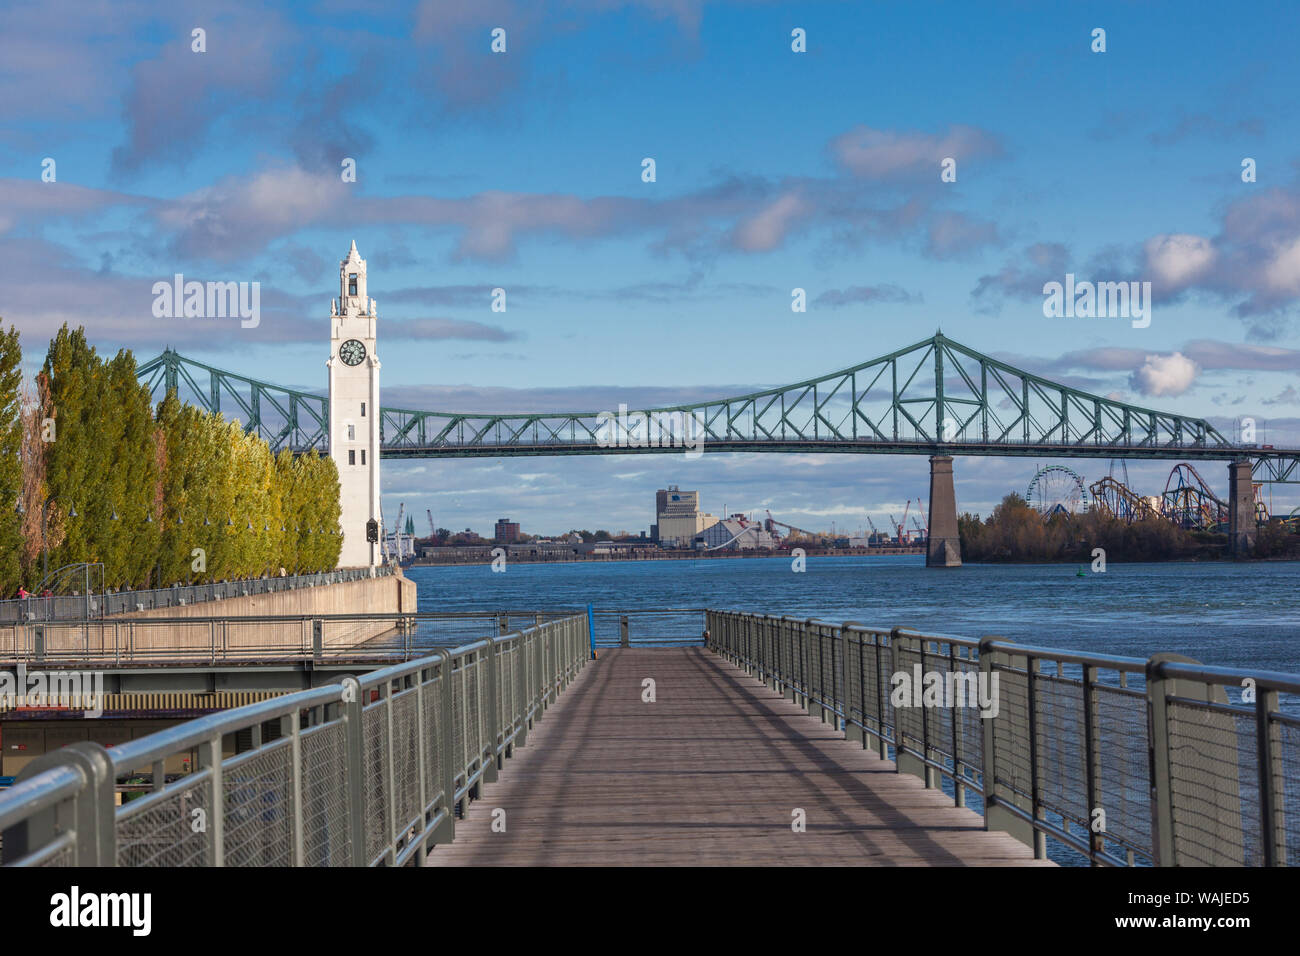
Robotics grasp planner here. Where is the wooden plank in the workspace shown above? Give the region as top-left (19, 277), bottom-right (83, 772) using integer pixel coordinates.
top-left (426, 648), bottom-right (1052, 866)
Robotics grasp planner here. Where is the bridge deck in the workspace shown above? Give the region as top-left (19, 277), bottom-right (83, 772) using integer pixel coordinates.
top-left (426, 647), bottom-right (1051, 866)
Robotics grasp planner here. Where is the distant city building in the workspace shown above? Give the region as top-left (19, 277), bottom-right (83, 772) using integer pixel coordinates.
top-left (494, 517), bottom-right (521, 542)
top-left (655, 485), bottom-right (718, 547)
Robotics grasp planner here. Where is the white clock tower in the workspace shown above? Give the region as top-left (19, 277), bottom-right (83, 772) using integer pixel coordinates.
top-left (328, 240), bottom-right (381, 567)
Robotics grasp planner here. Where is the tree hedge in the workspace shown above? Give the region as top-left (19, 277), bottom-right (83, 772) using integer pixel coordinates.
top-left (0, 323), bottom-right (342, 596)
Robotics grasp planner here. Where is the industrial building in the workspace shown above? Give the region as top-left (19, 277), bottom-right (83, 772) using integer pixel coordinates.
top-left (695, 514), bottom-right (777, 550)
top-left (654, 486), bottom-right (718, 547)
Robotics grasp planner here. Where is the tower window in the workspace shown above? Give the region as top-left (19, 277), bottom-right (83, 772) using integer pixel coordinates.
top-left (361, 450), bottom-right (366, 465)
top-left (360, 402), bottom-right (366, 417)
top-left (348, 450), bottom-right (356, 465)
top-left (348, 273), bottom-right (358, 295)
top-left (347, 424), bottom-right (355, 441)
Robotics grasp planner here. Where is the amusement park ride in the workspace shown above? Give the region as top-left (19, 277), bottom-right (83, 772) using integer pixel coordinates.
top-left (1026, 461), bottom-right (1290, 532)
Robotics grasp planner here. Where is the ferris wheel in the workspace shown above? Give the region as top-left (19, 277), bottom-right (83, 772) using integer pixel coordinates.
top-left (1025, 465), bottom-right (1089, 516)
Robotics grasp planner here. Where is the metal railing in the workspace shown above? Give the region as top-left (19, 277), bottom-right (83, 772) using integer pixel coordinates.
top-left (0, 613), bottom-right (588, 866)
top-left (706, 610), bottom-right (1300, 867)
top-left (0, 610), bottom-right (574, 666)
top-left (0, 566), bottom-right (395, 624)
top-left (589, 608), bottom-right (707, 648)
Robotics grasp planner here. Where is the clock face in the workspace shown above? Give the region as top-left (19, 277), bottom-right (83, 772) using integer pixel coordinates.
top-left (339, 339), bottom-right (367, 366)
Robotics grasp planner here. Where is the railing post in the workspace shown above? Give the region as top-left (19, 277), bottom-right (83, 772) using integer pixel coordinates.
top-left (11, 742), bottom-right (116, 866)
top-left (285, 711), bottom-right (305, 866)
top-left (312, 619), bottom-right (323, 660)
top-left (919, 637), bottom-right (935, 788)
top-left (340, 676), bottom-right (365, 865)
top-left (893, 630), bottom-right (928, 785)
top-left (201, 731), bottom-right (225, 867)
top-left (1146, 658), bottom-right (1177, 866)
top-left (1082, 663), bottom-right (1102, 863)
top-left (979, 637), bottom-right (1034, 850)
top-left (1257, 688), bottom-right (1283, 866)
top-left (516, 633), bottom-right (530, 746)
top-left (873, 630), bottom-right (887, 759)
top-left (431, 652), bottom-right (455, 846)
top-left (483, 636), bottom-right (499, 783)
top-left (950, 642), bottom-right (966, 808)
top-left (831, 624), bottom-right (842, 732)
top-left (1025, 654), bottom-right (1045, 858)
top-left (413, 669), bottom-right (429, 864)
top-left (843, 622), bottom-right (861, 744)
top-left (620, 615), bottom-right (629, 648)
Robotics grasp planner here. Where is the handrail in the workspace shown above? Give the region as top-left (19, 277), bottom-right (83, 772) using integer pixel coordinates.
top-left (0, 565), bottom-right (396, 624)
top-left (0, 608), bottom-right (689, 666)
top-left (706, 609), bottom-right (1298, 868)
top-left (0, 613), bottom-right (589, 867)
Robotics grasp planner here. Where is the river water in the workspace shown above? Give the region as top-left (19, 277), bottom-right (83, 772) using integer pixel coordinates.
top-left (409, 555), bottom-right (1300, 673)
top-left (407, 555), bottom-right (1299, 866)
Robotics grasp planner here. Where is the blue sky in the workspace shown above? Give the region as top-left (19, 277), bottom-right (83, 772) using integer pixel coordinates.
top-left (4, 0), bottom-right (1300, 534)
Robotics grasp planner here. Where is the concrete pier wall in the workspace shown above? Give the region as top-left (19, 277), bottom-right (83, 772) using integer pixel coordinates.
top-left (2, 572), bottom-right (418, 661)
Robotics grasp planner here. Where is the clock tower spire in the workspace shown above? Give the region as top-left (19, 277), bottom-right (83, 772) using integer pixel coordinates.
top-left (327, 239), bottom-right (381, 567)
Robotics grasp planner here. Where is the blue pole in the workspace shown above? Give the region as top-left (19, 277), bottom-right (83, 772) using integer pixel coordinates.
top-left (586, 602), bottom-right (596, 659)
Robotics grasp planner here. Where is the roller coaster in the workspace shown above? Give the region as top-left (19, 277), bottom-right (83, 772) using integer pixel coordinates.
top-left (1161, 463), bottom-right (1228, 531)
top-left (1087, 461), bottom-right (1273, 532)
top-left (1088, 475), bottom-right (1160, 523)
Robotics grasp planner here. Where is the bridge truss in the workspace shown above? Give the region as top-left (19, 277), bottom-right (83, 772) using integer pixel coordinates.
top-left (137, 350), bottom-right (329, 453)
top-left (138, 332), bottom-right (1299, 469)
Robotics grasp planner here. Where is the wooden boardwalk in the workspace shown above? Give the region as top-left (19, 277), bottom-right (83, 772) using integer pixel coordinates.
top-left (426, 648), bottom-right (1052, 866)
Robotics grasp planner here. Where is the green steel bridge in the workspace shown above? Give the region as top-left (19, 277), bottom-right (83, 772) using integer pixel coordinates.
top-left (136, 332), bottom-right (1300, 481)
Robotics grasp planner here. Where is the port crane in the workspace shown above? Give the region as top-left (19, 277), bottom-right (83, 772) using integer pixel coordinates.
top-left (427, 509), bottom-right (436, 539)
top-left (889, 502), bottom-right (912, 544)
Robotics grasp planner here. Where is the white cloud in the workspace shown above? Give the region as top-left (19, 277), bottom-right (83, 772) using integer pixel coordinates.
top-left (729, 193), bottom-right (806, 252)
top-left (1129, 352), bottom-right (1199, 397)
top-left (830, 124), bottom-right (1001, 180)
top-left (1263, 236), bottom-right (1300, 295)
top-left (1143, 233), bottom-right (1215, 290)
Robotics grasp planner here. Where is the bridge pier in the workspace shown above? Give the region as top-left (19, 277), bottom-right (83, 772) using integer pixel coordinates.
top-left (926, 455), bottom-right (962, 568)
top-left (1228, 459), bottom-right (1257, 557)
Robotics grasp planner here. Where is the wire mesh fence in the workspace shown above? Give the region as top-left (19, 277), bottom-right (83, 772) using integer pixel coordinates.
top-left (708, 609), bottom-right (1300, 867)
top-left (0, 613), bottom-right (588, 867)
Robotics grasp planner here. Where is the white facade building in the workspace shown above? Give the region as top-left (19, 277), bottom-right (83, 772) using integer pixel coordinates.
top-left (695, 515), bottom-right (776, 550)
top-left (328, 241), bottom-right (382, 567)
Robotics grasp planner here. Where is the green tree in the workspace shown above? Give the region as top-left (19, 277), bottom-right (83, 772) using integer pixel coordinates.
top-left (0, 325), bottom-right (22, 596)
top-left (41, 325), bottom-right (104, 584)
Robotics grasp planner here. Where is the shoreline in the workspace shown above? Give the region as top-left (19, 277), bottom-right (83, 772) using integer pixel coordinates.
top-left (406, 547), bottom-right (926, 568)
